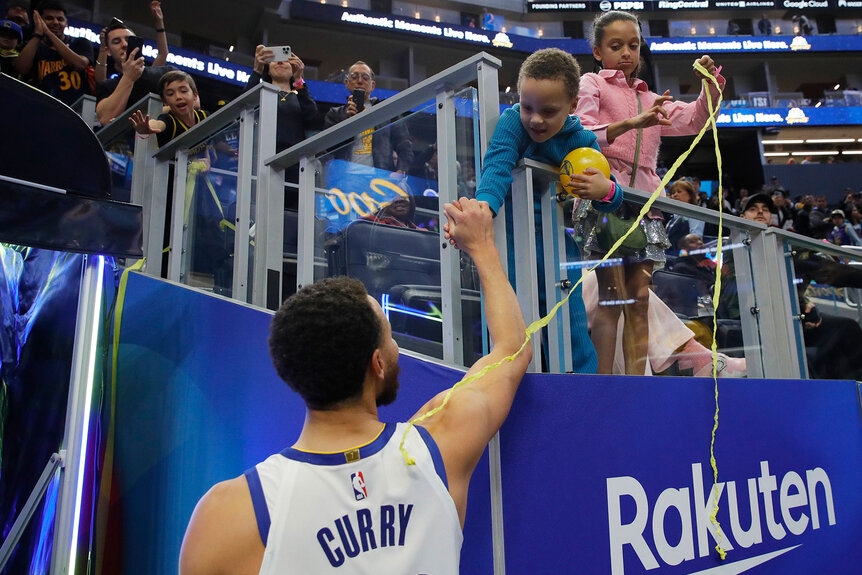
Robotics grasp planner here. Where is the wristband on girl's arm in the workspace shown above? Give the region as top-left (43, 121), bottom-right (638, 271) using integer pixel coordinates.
top-left (601, 181), bottom-right (616, 203)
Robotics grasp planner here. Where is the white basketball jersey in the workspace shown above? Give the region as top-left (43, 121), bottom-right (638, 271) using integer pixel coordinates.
top-left (245, 422), bottom-right (462, 574)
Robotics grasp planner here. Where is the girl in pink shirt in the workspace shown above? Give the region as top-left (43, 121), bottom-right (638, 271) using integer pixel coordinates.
top-left (575, 10), bottom-right (724, 375)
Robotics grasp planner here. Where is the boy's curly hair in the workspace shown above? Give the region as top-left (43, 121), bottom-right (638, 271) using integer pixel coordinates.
top-left (517, 48), bottom-right (581, 101)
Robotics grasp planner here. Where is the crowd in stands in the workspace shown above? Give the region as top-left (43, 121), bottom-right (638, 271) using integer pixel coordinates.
top-left (6, 2), bottom-right (861, 382)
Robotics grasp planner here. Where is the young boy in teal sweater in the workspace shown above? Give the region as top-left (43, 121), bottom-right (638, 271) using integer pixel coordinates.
top-left (475, 48), bottom-right (623, 373)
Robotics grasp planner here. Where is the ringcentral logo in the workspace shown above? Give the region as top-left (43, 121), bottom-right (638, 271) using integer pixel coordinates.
top-left (607, 461), bottom-right (836, 574)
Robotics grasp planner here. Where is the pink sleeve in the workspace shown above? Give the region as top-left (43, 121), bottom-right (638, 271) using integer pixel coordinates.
top-left (574, 74), bottom-right (610, 148)
top-left (660, 73), bottom-right (726, 138)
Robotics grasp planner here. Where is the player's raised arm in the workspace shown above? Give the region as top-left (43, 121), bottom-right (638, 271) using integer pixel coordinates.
top-left (414, 197), bottom-right (531, 523)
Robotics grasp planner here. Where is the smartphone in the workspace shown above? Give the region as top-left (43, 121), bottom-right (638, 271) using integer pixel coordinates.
top-left (265, 45), bottom-right (292, 62)
top-left (352, 89), bottom-right (365, 113)
top-left (125, 35), bottom-right (144, 61)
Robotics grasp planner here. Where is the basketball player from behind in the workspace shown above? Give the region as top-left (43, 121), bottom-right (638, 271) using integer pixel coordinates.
top-left (179, 197), bottom-right (532, 573)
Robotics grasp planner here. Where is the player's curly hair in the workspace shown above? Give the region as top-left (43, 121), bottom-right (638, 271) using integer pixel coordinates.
top-left (269, 277), bottom-right (382, 410)
top-left (517, 48), bottom-right (581, 101)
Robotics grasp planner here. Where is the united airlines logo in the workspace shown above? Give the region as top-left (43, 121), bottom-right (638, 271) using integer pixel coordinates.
top-left (351, 471), bottom-right (368, 501)
top-left (607, 461), bottom-right (836, 574)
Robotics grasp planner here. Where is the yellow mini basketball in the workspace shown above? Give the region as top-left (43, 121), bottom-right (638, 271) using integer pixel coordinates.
top-left (559, 147), bottom-right (611, 195)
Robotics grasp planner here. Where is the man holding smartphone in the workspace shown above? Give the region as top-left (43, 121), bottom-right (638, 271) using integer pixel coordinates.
top-left (323, 61), bottom-right (413, 174)
top-left (95, 2), bottom-right (172, 125)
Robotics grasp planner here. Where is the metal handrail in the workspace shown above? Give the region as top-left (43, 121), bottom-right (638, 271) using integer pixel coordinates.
top-left (154, 83), bottom-right (279, 160)
top-left (520, 158), bottom-right (768, 232)
top-left (767, 227), bottom-right (862, 261)
top-left (265, 51), bottom-right (502, 170)
top-left (96, 93), bottom-right (161, 144)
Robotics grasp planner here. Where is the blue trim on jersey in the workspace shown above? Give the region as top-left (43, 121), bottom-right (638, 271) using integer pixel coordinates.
top-left (415, 425), bottom-right (448, 489)
top-left (244, 467), bottom-right (270, 546)
top-left (279, 423), bottom-right (397, 465)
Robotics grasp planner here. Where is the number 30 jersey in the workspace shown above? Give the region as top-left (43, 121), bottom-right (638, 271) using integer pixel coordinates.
top-left (245, 422), bottom-right (462, 574)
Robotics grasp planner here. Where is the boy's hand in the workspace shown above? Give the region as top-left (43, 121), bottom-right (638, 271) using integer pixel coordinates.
top-left (629, 91), bottom-right (673, 130)
top-left (564, 168), bottom-right (613, 201)
top-left (694, 55), bottom-right (717, 79)
top-left (443, 198), bottom-right (494, 252)
top-left (129, 110), bottom-right (161, 135)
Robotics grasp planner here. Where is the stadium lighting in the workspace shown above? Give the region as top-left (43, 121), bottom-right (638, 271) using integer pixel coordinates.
top-left (764, 152), bottom-right (790, 157)
top-left (763, 140), bottom-right (804, 145)
top-left (790, 150), bottom-right (839, 156)
top-left (833, 84), bottom-right (841, 90)
top-left (805, 138), bottom-right (856, 144)
top-left (842, 150), bottom-right (862, 155)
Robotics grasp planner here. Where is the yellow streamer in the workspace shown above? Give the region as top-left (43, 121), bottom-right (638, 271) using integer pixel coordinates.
top-left (96, 256), bottom-right (145, 571)
top-left (403, 62), bottom-right (728, 560)
top-left (701, 63), bottom-right (729, 561)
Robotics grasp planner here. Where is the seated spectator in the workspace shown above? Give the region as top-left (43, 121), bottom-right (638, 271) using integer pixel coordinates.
top-left (95, 2), bottom-right (167, 86)
top-left (4, 0), bottom-right (29, 32)
top-left (793, 14), bottom-right (813, 35)
top-left (808, 195), bottom-right (833, 239)
top-left (771, 190), bottom-right (794, 230)
top-left (129, 70), bottom-right (207, 147)
top-left (735, 192), bottom-right (862, 380)
top-left (826, 209), bottom-right (862, 247)
top-left (95, 8), bottom-right (172, 125)
top-left (14, 1), bottom-right (93, 105)
top-left (672, 234), bottom-right (726, 285)
top-left (758, 14), bottom-right (772, 35)
top-left (323, 61), bottom-right (414, 174)
top-left (794, 194), bottom-right (815, 236)
top-left (848, 205), bottom-right (862, 238)
top-left (666, 178), bottom-right (704, 253)
top-left (732, 187), bottom-right (749, 214)
top-left (740, 191), bottom-right (773, 225)
top-left (0, 19), bottom-right (23, 77)
top-left (361, 195), bottom-right (428, 230)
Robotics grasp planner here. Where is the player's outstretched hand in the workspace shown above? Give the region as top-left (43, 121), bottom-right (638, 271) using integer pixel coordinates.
top-left (443, 198), bottom-right (494, 253)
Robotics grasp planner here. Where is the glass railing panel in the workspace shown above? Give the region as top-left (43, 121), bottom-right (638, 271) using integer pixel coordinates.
top-left (519, 161), bottom-right (764, 377)
top-left (312, 102), bottom-right (446, 359)
top-left (102, 128), bottom-right (137, 203)
top-left (178, 120), bottom-right (243, 294)
top-left (782, 236), bottom-right (862, 380)
top-left (453, 87), bottom-right (484, 366)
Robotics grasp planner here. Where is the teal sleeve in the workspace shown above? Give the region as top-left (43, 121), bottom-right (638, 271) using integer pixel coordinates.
top-left (474, 108), bottom-right (528, 215)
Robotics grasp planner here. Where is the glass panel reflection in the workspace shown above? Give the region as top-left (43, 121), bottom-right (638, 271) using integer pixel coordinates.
top-left (786, 241), bottom-right (862, 380)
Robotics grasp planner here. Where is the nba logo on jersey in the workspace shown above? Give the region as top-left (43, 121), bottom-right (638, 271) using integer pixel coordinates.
top-left (351, 471), bottom-right (367, 501)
